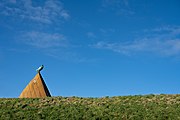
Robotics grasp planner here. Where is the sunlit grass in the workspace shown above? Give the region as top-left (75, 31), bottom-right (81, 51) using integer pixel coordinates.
top-left (1, 94), bottom-right (180, 119)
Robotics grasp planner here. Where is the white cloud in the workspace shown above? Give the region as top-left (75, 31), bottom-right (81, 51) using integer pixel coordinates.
top-left (8, 0), bottom-right (16, 4)
top-left (99, 28), bottom-right (116, 37)
top-left (93, 26), bottom-right (180, 56)
top-left (19, 31), bottom-right (83, 61)
top-left (0, 50), bottom-right (2, 60)
top-left (102, 0), bottom-right (125, 7)
top-left (19, 32), bottom-right (90, 62)
top-left (13, 31), bottom-right (88, 62)
top-left (21, 31), bottom-right (67, 49)
top-left (101, 0), bottom-right (134, 15)
top-left (87, 32), bottom-right (96, 38)
top-left (0, 0), bottom-right (70, 24)
top-left (94, 39), bottom-right (180, 56)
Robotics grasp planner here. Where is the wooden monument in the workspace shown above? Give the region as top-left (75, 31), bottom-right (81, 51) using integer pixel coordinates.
top-left (19, 65), bottom-right (51, 98)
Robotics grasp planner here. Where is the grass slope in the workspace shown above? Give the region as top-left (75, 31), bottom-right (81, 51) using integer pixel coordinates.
top-left (1, 94), bottom-right (180, 119)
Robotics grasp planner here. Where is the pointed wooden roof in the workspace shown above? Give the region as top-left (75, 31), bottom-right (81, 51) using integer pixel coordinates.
top-left (19, 72), bottom-right (51, 98)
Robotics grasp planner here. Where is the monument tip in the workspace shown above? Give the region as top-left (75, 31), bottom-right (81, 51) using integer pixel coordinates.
top-left (36, 65), bottom-right (44, 72)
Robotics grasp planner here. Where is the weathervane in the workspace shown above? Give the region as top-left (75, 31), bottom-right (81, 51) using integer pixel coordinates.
top-left (36, 65), bottom-right (44, 73)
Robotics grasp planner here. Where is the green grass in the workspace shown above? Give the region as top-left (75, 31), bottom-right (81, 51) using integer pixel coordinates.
top-left (1, 94), bottom-right (180, 119)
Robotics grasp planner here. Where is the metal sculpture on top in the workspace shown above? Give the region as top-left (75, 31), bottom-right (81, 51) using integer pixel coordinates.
top-left (36, 65), bottom-right (44, 73)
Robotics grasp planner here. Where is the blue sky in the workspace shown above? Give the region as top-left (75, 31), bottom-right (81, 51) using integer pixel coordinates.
top-left (0, 0), bottom-right (180, 98)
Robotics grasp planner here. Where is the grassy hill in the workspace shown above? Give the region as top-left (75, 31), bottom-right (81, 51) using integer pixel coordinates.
top-left (1, 94), bottom-right (180, 119)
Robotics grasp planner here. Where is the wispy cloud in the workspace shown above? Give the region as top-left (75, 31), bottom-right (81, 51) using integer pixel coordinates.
top-left (0, 0), bottom-right (70, 24)
top-left (20, 31), bottom-right (67, 49)
top-left (99, 28), bottom-right (116, 37)
top-left (101, 0), bottom-right (134, 15)
top-left (18, 31), bottom-right (90, 62)
top-left (92, 26), bottom-right (180, 56)
top-left (87, 32), bottom-right (96, 39)
top-left (102, 0), bottom-right (129, 8)
top-left (0, 49), bottom-right (2, 61)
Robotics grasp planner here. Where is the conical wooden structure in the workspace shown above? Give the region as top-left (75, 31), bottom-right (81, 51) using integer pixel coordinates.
top-left (19, 72), bottom-right (51, 98)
